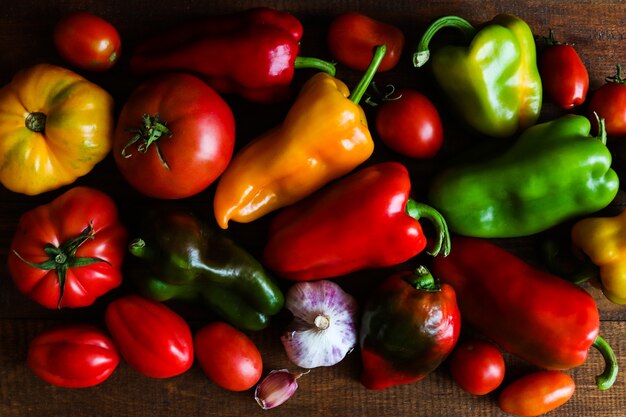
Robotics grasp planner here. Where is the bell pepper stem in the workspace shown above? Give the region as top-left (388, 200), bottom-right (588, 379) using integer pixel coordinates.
top-left (294, 56), bottom-right (337, 76)
top-left (349, 44), bottom-right (387, 105)
top-left (593, 335), bottom-right (619, 390)
top-left (406, 265), bottom-right (440, 292)
top-left (405, 198), bottom-right (451, 257)
top-left (413, 16), bottom-right (477, 67)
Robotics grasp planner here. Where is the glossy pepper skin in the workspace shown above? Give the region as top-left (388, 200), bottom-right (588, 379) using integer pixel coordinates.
top-left (571, 209), bottom-right (626, 304)
top-left (263, 162), bottom-right (450, 281)
top-left (214, 46), bottom-right (386, 229)
top-left (129, 7), bottom-right (334, 103)
top-left (127, 206), bottom-right (284, 331)
top-left (360, 266), bottom-right (461, 390)
top-left (428, 115), bottom-right (619, 238)
top-left (414, 14), bottom-right (542, 138)
top-left (432, 236), bottom-right (618, 390)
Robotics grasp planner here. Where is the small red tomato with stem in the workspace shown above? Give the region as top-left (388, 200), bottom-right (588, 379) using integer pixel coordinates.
top-left (327, 12), bottom-right (404, 72)
top-left (194, 322), bottom-right (263, 392)
top-left (498, 371), bottom-right (576, 417)
top-left (448, 339), bottom-right (505, 395)
top-left (588, 64), bottom-right (626, 138)
top-left (54, 11), bottom-right (122, 71)
top-left (375, 88), bottom-right (443, 158)
top-left (539, 30), bottom-right (589, 109)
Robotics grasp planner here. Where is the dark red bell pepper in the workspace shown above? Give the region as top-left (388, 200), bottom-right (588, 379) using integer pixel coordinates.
top-left (360, 266), bottom-right (461, 390)
top-left (262, 162), bottom-right (450, 281)
top-left (431, 236), bottom-right (618, 390)
top-left (129, 7), bottom-right (335, 103)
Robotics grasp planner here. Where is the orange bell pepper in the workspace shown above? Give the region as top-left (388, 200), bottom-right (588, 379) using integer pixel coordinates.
top-left (213, 45), bottom-right (386, 229)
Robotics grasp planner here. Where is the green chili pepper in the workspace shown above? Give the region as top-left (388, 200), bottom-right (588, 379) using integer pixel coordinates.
top-left (414, 14), bottom-right (542, 138)
top-left (127, 206), bottom-right (284, 331)
top-left (428, 115), bottom-right (619, 237)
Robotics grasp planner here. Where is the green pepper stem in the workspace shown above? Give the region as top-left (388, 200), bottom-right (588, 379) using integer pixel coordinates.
top-left (406, 265), bottom-right (440, 292)
top-left (294, 56), bottom-right (337, 76)
top-left (593, 113), bottom-right (608, 145)
top-left (413, 15), bottom-right (477, 67)
top-left (593, 335), bottom-right (619, 390)
top-left (349, 44), bottom-right (387, 105)
top-left (405, 198), bottom-right (451, 257)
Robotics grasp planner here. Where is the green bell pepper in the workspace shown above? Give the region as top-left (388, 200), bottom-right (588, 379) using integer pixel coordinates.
top-left (428, 115), bottom-right (619, 238)
top-left (127, 206), bottom-right (284, 331)
top-left (413, 14), bottom-right (542, 138)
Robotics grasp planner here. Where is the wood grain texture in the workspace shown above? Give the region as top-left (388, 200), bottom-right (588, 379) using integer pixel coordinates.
top-left (1, 1), bottom-right (625, 416)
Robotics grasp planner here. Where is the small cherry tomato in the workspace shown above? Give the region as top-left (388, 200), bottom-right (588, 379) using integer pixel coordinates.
top-left (327, 12), bottom-right (404, 72)
top-left (375, 89), bottom-right (443, 158)
top-left (448, 339), bottom-right (505, 395)
top-left (498, 371), bottom-right (575, 417)
top-left (27, 325), bottom-right (119, 388)
top-left (54, 11), bottom-right (121, 71)
top-left (539, 31), bottom-right (589, 109)
top-left (588, 65), bottom-right (626, 137)
top-left (194, 322), bottom-right (263, 392)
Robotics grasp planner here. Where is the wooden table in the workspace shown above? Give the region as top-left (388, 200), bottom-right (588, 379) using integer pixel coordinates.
top-left (1, 1), bottom-right (625, 416)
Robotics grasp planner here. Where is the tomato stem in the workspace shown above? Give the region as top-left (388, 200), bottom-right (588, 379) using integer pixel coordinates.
top-left (25, 112), bottom-right (47, 133)
top-left (606, 64), bottom-right (626, 84)
top-left (122, 114), bottom-right (173, 170)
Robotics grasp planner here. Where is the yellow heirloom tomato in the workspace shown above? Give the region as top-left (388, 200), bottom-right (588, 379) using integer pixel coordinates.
top-left (0, 63), bottom-right (113, 195)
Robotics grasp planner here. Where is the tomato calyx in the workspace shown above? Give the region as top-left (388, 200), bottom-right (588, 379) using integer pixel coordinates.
top-left (606, 64), bottom-right (626, 85)
top-left (121, 114), bottom-right (173, 170)
top-left (364, 82), bottom-right (402, 107)
top-left (25, 112), bottom-right (47, 133)
top-left (13, 222), bottom-right (109, 308)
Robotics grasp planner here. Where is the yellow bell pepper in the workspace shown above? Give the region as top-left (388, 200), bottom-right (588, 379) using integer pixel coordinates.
top-left (0, 64), bottom-right (114, 195)
top-left (213, 45), bottom-right (386, 229)
top-left (571, 209), bottom-right (626, 304)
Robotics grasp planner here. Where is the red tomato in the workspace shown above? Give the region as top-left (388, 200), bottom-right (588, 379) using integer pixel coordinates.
top-left (498, 371), bottom-right (575, 417)
top-left (539, 33), bottom-right (589, 109)
top-left (8, 187), bottom-right (127, 309)
top-left (194, 322), bottom-right (262, 391)
top-left (105, 295), bottom-right (194, 378)
top-left (588, 66), bottom-right (626, 137)
top-left (448, 339), bottom-right (505, 395)
top-left (27, 324), bottom-right (119, 388)
top-left (113, 73), bottom-right (235, 199)
top-left (54, 11), bottom-right (121, 71)
top-left (327, 12), bottom-right (405, 72)
top-left (375, 89), bottom-right (443, 158)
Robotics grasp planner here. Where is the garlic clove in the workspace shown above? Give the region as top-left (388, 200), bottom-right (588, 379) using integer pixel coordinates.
top-left (282, 280), bottom-right (358, 368)
top-left (254, 369), bottom-right (306, 410)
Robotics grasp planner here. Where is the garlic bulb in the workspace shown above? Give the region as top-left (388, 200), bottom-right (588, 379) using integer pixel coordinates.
top-left (281, 280), bottom-right (358, 368)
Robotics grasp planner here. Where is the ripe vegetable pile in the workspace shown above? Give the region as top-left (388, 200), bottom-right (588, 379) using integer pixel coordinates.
top-left (2, 6), bottom-right (625, 417)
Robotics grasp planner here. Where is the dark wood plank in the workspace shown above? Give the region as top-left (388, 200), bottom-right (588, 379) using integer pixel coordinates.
top-left (1, 1), bottom-right (625, 416)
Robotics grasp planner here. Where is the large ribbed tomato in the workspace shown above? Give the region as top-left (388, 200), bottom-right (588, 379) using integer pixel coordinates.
top-left (8, 187), bottom-right (127, 309)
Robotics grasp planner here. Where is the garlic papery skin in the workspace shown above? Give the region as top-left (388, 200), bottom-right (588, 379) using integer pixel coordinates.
top-left (254, 369), bottom-right (304, 410)
top-left (281, 280), bottom-right (358, 368)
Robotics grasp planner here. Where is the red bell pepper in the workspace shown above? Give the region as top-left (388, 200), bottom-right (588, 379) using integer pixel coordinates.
top-left (129, 7), bottom-right (335, 103)
top-left (262, 162), bottom-right (450, 281)
top-left (360, 266), bottom-right (461, 389)
top-left (431, 236), bottom-right (618, 390)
